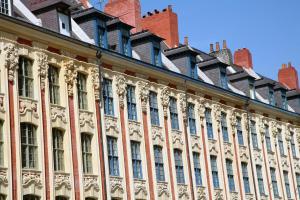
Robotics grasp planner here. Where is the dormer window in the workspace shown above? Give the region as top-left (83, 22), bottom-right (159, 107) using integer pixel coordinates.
top-left (190, 60), bottom-right (197, 79)
top-left (58, 12), bottom-right (71, 36)
top-left (281, 91), bottom-right (287, 109)
top-left (152, 42), bottom-right (162, 67)
top-left (0, 0), bottom-right (10, 15)
top-left (249, 80), bottom-right (255, 99)
top-left (269, 87), bottom-right (275, 106)
top-left (121, 35), bottom-right (130, 56)
top-left (98, 26), bottom-right (106, 48)
top-left (220, 69), bottom-right (228, 89)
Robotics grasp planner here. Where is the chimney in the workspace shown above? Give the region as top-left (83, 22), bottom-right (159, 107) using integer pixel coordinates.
top-left (216, 42), bottom-right (220, 51)
top-left (184, 36), bottom-right (189, 45)
top-left (223, 40), bottom-right (227, 49)
top-left (104, 0), bottom-right (141, 33)
top-left (278, 62), bottom-right (299, 90)
top-left (139, 5), bottom-right (179, 48)
top-left (234, 48), bottom-right (253, 69)
top-left (210, 43), bottom-right (214, 53)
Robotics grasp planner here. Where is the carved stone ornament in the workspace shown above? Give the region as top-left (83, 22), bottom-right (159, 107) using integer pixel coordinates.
top-left (51, 105), bottom-right (67, 123)
top-left (91, 66), bottom-right (100, 99)
top-left (197, 186), bottom-right (206, 200)
top-left (270, 121), bottom-right (279, 138)
top-left (54, 173), bottom-right (72, 190)
top-left (152, 126), bottom-right (164, 142)
top-left (229, 109), bottom-right (237, 130)
top-left (178, 184), bottom-right (189, 199)
top-left (191, 135), bottom-right (201, 151)
top-left (230, 192), bottom-right (239, 200)
top-left (157, 182), bottom-right (170, 197)
top-left (197, 97), bottom-right (206, 123)
top-left (0, 95), bottom-right (5, 113)
top-left (110, 176), bottom-right (124, 194)
top-left (0, 169), bottom-right (8, 186)
top-left (296, 128), bottom-right (300, 145)
top-left (79, 110), bottom-right (94, 128)
top-left (179, 93), bottom-right (187, 122)
top-left (138, 81), bottom-right (149, 112)
top-left (22, 170), bottom-right (43, 188)
top-left (224, 143), bottom-right (234, 158)
top-left (115, 74), bottom-right (126, 108)
top-left (245, 193), bottom-right (255, 200)
top-left (242, 113), bottom-right (249, 132)
top-left (19, 98), bottom-right (39, 119)
top-left (129, 121), bottom-right (142, 138)
top-left (105, 116), bottom-right (119, 135)
top-left (160, 86), bottom-right (170, 117)
top-left (285, 124), bottom-right (293, 143)
top-left (214, 189), bottom-right (224, 200)
top-left (213, 104), bottom-right (221, 127)
top-left (84, 175), bottom-right (100, 192)
top-left (64, 60), bottom-right (77, 96)
top-left (134, 180), bottom-right (148, 196)
top-left (35, 51), bottom-right (48, 90)
top-left (3, 43), bottom-right (19, 81)
top-left (172, 131), bottom-right (184, 146)
top-left (259, 117), bottom-right (267, 141)
top-left (253, 149), bottom-right (263, 163)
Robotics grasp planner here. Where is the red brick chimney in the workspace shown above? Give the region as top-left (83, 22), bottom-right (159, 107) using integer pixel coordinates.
top-left (278, 62), bottom-right (299, 90)
top-left (234, 48), bottom-right (253, 69)
top-left (104, 0), bottom-right (141, 33)
top-left (139, 5), bottom-right (179, 48)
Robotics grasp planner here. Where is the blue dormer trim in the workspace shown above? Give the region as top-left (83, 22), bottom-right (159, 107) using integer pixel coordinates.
top-left (188, 56), bottom-right (197, 79)
top-left (118, 28), bottom-right (132, 57)
top-left (151, 42), bottom-right (162, 67)
top-left (94, 19), bottom-right (108, 48)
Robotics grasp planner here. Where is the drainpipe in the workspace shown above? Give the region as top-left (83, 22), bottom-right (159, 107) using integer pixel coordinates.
top-left (244, 99), bottom-right (258, 200)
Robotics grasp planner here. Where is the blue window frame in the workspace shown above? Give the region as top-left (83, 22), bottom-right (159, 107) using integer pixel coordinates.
top-left (169, 97), bottom-right (179, 130)
top-left (296, 173), bottom-right (300, 198)
top-left (122, 35), bottom-right (130, 56)
top-left (205, 108), bottom-right (213, 139)
top-left (193, 152), bottom-right (202, 186)
top-left (98, 26), bottom-right (107, 48)
top-left (265, 125), bottom-right (272, 152)
top-left (174, 149), bottom-right (185, 184)
top-left (131, 141), bottom-right (142, 179)
top-left (149, 92), bottom-right (159, 126)
top-left (103, 78), bottom-right (114, 116)
top-left (220, 70), bottom-right (228, 89)
top-left (0, 0), bottom-right (9, 15)
top-left (221, 112), bottom-right (229, 142)
top-left (256, 165), bottom-right (265, 195)
top-left (237, 117), bottom-right (244, 145)
top-left (291, 133), bottom-right (297, 158)
top-left (226, 159), bottom-right (235, 192)
top-left (278, 130), bottom-right (284, 156)
top-left (281, 91), bottom-right (287, 109)
top-left (188, 103), bottom-right (196, 135)
top-left (284, 171), bottom-right (291, 198)
top-left (242, 162), bottom-right (251, 193)
top-left (126, 85), bottom-right (137, 121)
top-left (190, 60), bottom-right (197, 79)
top-left (270, 168), bottom-right (279, 197)
top-left (269, 88), bottom-right (275, 106)
top-left (107, 136), bottom-right (119, 176)
top-left (210, 156), bottom-right (219, 188)
top-left (18, 57), bottom-right (34, 98)
top-left (153, 47), bottom-right (162, 67)
top-left (250, 121), bottom-right (258, 149)
top-left (154, 146), bottom-right (165, 182)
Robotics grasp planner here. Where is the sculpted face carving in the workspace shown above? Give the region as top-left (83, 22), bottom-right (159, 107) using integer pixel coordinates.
top-left (115, 74), bottom-right (126, 108)
top-left (160, 86), bottom-right (170, 117)
top-left (35, 51), bottom-right (48, 90)
top-left (64, 60), bottom-right (77, 96)
top-left (3, 43), bottom-right (19, 81)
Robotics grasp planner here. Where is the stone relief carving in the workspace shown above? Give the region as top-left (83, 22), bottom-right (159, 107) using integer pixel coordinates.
top-left (0, 95), bottom-right (5, 113)
top-left (253, 149), bottom-right (263, 163)
top-left (224, 143), bottom-right (234, 158)
top-left (35, 51), bottom-right (48, 90)
top-left (0, 169), bottom-right (8, 186)
top-left (160, 86), bottom-right (170, 117)
top-left (134, 180), bottom-right (148, 196)
top-left (3, 43), bottom-right (19, 81)
top-left (270, 121), bottom-right (279, 139)
top-left (129, 121), bottom-right (142, 138)
top-left (197, 97), bottom-right (206, 122)
top-left (64, 60), bottom-right (77, 96)
top-left (281, 158), bottom-right (289, 169)
top-left (110, 176), bottom-right (124, 194)
top-left (191, 135), bottom-right (201, 151)
top-left (84, 175), bottom-right (100, 192)
top-left (115, 75), bottom-right (126, 108)
top-left (105, 116), bottom-right (119, 136)
top-left (157, 182), bottom-right (170, 197)
top-left (19, 98), bottom-right (39, 119)
top-left (22, 170), bottom-right (43, 188)
top-left (230, 192), bottom-right (239, 200)
top-left (172, 131), bottom-right (184, 146)
top-left (213, 104), bottom-right (221, 127)
top-left (178, 184), bottom-right (189, 199)
top-left (54, 173), bottom-right (72, 190)
top-left (90, 66), bottom-right (100, 99)
top-left (51, 105), bottom-right (67, 123)
top-left (138, 81), bottom-right (149, 112)
top-left (79, 110), bottom-right (94, 128)
top-left (259, 117), bottom-right (267, 140)
top-left (245, 193), bottom-right (255, 200)
top-left (214, 189), bottom-right (224, 200)
top-left (179, 93), bottom-right (187, 122)
top-left (152, 126), bottom-right (164, 142)
top-left (197, 186), bottom-right (206, 200)
top-left (229, 109), bottom-right (237, 131)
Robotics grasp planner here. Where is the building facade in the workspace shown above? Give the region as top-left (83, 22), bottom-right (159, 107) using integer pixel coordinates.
top-left (0, 0), bottom-right (299, 200)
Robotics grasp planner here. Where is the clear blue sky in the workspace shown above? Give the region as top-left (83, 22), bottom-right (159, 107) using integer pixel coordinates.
top-left (93, 0), bottom-right (300, 81)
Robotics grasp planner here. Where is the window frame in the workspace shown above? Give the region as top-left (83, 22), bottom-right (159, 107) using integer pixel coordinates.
top-left (174, 149), bottom-right (185, 184)
top-left (52, 128), bottom-right (64, 172)
top-left (77, 73), bottom-right (88, 110)
top-left (154, 145), bottom-right (165, 182)
top-left (256, 165), bottom-right (265, 195)
top-left (126, 85), bottom-right (137, 121)
top-left (236, 117), bottom-right (244, 145)
top-left (81, 133), bottom-right (93, 174)
top-left (149, 91), bottom-right (160, 126)
top-left (210, 156), bottom-right (219, 189)
top-left (221, 112), bottom-right (229, 142)
top-left (48, 65), bottom-right (60, 105)
top-left (131, 141), bottom-right (143, 179)
top-left (107, 136), bottom-right (119, 176)
top-left (226, 159), bottom-right (235, 192)
top-left (270, 167), bottom-right (279, 198)
top-left (169, 97), bottom-right (179, 130)
top-left (102, 78), bottom-right (114, 116)
top-left (21, 123), bottom-right (38, 169)
top-left (241, 162), bottom-right (251, 194)
top-left (188, 103), bottom-right (196, 135)
top-left (193, 152), bottom-right (202, 186)
top-left (18, 57), bottom-right (34, 98)
top-left (205, 108), bottom-right (214, 139)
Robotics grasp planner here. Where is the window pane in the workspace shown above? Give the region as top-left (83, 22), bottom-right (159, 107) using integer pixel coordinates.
top-left (48, 66), bottom-right (60, 104)
top-left (174, 149), bottom-right (184, 184)
top-left (103, 79), bottom-right (114, 116)
top-left (21, 123), bottom-right (37, 169)
top-left (154, 146), bottom-right (165, 182)
top-left (107, 136), bottom-right (119, 176)
top-left (18, 57), bottom-right (33, 98)
top-left (131, 141), bottom-right (143, 179)
top-left (127, 86), bottom-right (137, 121)
top-left (149, 92), bottom-right (159, 126)
top-left (169, 97), bottom-right (179, 130)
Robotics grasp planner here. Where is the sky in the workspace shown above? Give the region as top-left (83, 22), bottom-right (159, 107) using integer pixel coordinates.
top-left (93, 0), bottom-right (300, 81)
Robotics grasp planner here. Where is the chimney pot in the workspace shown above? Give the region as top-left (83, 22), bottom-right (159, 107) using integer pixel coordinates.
top-left (223, 40), bottom-right (227, 49)
top-left (184, 36), bottom-right (189, 45)
top-left (234, 48), bottom-right (253, 69)
top-left (210, 44), bottom-right (214, 53)
top-left (288, 62), bottom-right (292, 68)
top-left (278, 63), bottom-right (299, 90)
top-left (282, 63), bottom-right (287, 69)
top-left (168, 5), bottom-right (172, 10)
top-left (216, 42), bottom-right (220, 51)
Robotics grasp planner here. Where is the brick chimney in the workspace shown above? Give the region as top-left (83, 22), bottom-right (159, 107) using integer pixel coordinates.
top-left (234, 48), bottom-right (253, 69)
top-left (104, 0), bottom-right (141, 33)
top-left (139, 5), bottom-right (179, 48)
top-left (278, 62), bottom-right (299, 90)
top-left (209, 40), bottom-right (233, 65)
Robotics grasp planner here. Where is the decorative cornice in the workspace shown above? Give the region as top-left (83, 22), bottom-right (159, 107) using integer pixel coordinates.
top-left (115, 74), bottom-right (126, 108)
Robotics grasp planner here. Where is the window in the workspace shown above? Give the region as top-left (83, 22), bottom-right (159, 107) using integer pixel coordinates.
top-left (220, 70), bottom-right (228, 89)
top-left (269, 88), bottom-right (275, 106)
top-left (193, 152), bottom-right (202, 186)
top-left (278, 130), bottom-right (284, 156)
top-left (265, 125), bottom-right (272, 152)
top-left (226, 159), bottom-right (235, 192)
top-left (281, 91), bottom-right (287, 109)
top-left (127, 86), bottom-right (137, 121)
top-left (122, 35), bottom-right (130, 56)
top-left (188, 103), bottom-right (196, 135)
top-left (81, 133), bottom-right (92, 174)
top-left (190, 61), bottom-right (197, 79)
top-left (270, 168), bottom-right (279, 197)
top-left (154, 146), bottom-right (165, 182)
top-left (131, 141), bottom-right (142, 179)
top-left (21, 123), bottom-right (37, 169)
top-left (103, 79), bottom-right (114, 116)
top-left (221, 112), bottom-right (229, 142)
top-left (250, 121), bottom-right (258, 149)
top-left (237, 117), bottom-right (244, 145)
top-left (153, 47), bottom-right (161, 66)
top-left (256, 165), bottom-right (265, 195)
top-left (0, 121), bottom-right (3, 166)
top-left (291, 133), bottom-right (297, 158)
top-left (284, 171), bottom-right (291, 198)
top-left (53, 129), bottom-right (64, 171)
top-left (149, 92), bottom-right (159, 126)
top-left (296, 173), bottom-right (300, 198)
top-left (98, 26), bottom-right (106, 48)
top-left (18, 57), bottom-right (33, 98)
top-left (58, 13), bottom-right (71, 36)
top-left (0, 0), bottom-right (9, 15)
top-left (249, 80), bottom-right (255, 99)
top-left (77, 73), bottom-right (88, 110)
top-left (210, 156), bottom-right (219, 188)
top-left (242, 162), bottom-right (250, 193)
top-left (174, 149), bottom-right (184, 184)
top-left (107, 136), bottom-right (119, 176)
top-left (205, 108), bottom-right (213, 139)
top-left (23, 195), bottom-right (40, 200)
top-left (169, 97), bottom-right (179, 130)
top-left (48, 66), bottom-right (60, 104)
top-left (55, 196), bottom-right (68, 200)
